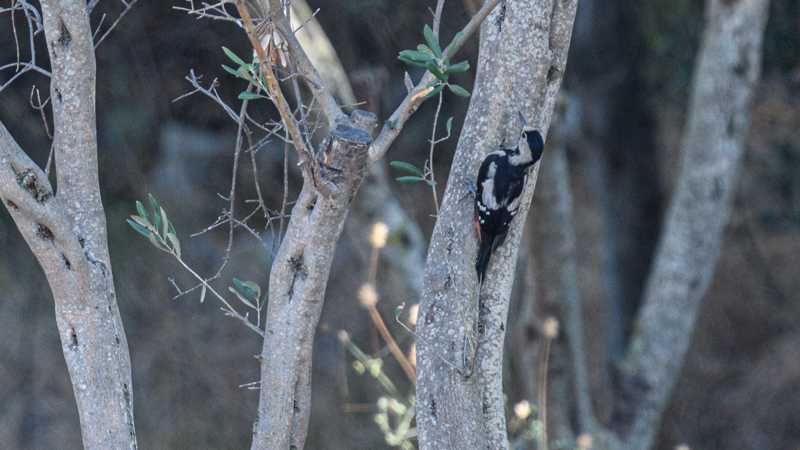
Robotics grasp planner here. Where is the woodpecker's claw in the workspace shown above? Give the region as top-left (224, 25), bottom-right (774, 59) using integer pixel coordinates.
top-left (460, 178), bottom-right (477, 202)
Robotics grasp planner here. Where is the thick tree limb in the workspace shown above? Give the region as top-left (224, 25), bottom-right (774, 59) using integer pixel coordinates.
top-left (612, 0), bottom-right (770, 448)
top-left (414, 0), bottom-right (578, 448)
top-left (0, 0), bottom-right (137, 447)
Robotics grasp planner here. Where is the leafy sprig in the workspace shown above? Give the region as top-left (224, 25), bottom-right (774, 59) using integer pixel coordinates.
top-left (398, 26), bottom-right (471, 98)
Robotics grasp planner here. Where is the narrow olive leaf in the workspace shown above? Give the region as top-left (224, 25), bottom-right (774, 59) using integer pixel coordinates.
top-left (385, 120), bottom-right (396, 129)
top-left (222, 64), bottom-right (246, 79)
top-left (446, 31), bottom-right (465, 59)
top-left (232, 278), bottom-right (258, 300)
top-left (168, 220), bottom-right (177, 238)
top-left (222, 46), bottom-right (246, 67)
top-left (127, 219), bottom-right (152, 238)
top-left (398, 55), bottom-right (428, 68)
top-left (148, 194), bottom-right (159, 215)
top-left (136, 201), bottom-right (148, 222)
top-left (200, 285), bottom-right (207, 303)
top-left (395, 302), bottom-right (406, 320)
top-left (129, 215), bottom-right (152, 230)
top-left (423, 24), bottom-right (442, 58)
top-left (425, 60), bottom-right (448, 82)
top-left (238, 92), bottom-right (267, 100)
top-left (237, 67), bottom-right (257, 84)
top-left (425, 84), bottom-right (445, 97)
top-left (399, 50), bottom-right (435, 63)
top-left (396, 176), bottom-right (425, 183)
top-left (446, 117), bottom-right (453, 135)
top-left (447, 60), bottom-right (470, 72)
top-left (417, 44), bottom-right (432, 53)
top-left (166, 232), bottom-right (181, 260)
top-left (160, 207), bottom-right (169, 240)
top-left (426, 179), bottom-right (438, 186)
top-left (229, 286), bottom-right (256, 309)
top-left (447, 83), bottom-right (471, 97)
top-left (148, 232), bottom-right (170, 252)
top-left (243, 281), bottom-right (261, 301)
top-left (389, 161), bottom-right (424, 177)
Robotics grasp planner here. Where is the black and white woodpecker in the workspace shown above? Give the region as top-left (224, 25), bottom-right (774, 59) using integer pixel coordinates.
top-left (474, 113), bottom-right (544, 283)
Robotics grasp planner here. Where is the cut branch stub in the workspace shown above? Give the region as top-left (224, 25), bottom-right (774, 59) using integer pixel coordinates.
top-left (315, 111), bottom-right (375, 197)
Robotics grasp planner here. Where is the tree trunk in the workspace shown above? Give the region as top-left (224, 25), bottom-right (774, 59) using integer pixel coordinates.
top-left (0, 1), bottom-right (137, 448)
top-left (414, 0), bottom-right (579, 448)
top-left (251, 114), bottom-right (376, 450)
top-left (612, 0), bottom-right (770, 448)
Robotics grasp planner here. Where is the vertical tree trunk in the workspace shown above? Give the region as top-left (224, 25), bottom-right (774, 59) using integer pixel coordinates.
top-left (251, 115), bottom-right (376, 450)
top-left (613, 0), bottom-right (770, 448)
top-left (414, 1), bottom-right (578, 448)
top-left (0, 1), bottom-right (137, 448)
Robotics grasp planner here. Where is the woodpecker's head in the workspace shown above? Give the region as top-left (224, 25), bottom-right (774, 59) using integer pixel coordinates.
top-left (512, 112), bottom-right (544, 166)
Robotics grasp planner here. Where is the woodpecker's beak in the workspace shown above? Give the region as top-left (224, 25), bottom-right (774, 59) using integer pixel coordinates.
top-left (518, 111), bottom-right (528, 128)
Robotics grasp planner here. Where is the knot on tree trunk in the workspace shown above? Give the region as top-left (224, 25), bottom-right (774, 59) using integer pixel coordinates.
top-left (315, 110), bottom-right (376, 197)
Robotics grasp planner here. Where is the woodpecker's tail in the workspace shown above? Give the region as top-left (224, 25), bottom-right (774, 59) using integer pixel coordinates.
top-left (476, 232), bottom-right (493, 284)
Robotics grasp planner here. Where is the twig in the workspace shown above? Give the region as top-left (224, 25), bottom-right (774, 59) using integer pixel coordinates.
top-left (93, 0), bottom-right (139, 49)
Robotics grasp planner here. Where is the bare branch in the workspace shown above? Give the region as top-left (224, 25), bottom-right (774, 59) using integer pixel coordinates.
top-left (91, 0), bottom-right (139, 48)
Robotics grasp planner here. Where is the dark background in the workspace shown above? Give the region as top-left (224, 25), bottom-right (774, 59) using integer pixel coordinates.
top-left (1, 0), bottom-right (799, 448)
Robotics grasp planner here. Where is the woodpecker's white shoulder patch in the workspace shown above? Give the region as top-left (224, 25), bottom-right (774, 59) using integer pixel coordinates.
top-left (481, 162), bottom-right (499, 209)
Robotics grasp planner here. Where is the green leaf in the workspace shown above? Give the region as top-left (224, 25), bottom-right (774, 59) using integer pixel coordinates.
top-left (136, 201), bottom-right (148, 222)
top-left (229, 286), bottom-right (256, 309)
top-left (222, 64), bottom-right (247, 79)
top-left (417, 44), bottom-right (432, 53)
top-left (446, 31), bottom-right (465, 59)
top-left (398, 50), bottom-right (435, 63)
top-left (385, 120), bottom-right (396, 129)
top-left (425, 84), bottom-right (445, 97)
top-left (200, 285), bottom-right (207, 303)
top-left (127, 219), bottom-right (152, 238)
top-left (238, 91), bottom-right (267, 100)
top-left (148, 232), bottom-right (170, 252)
top-left (232, 278), bottom-right (258, 301)
top-left (222, 46), bottom-right (246, 67)
top-left (389, 161), bottom-right (424, 177)
top-left (423, 24), bottom-right (442, 58)
top-left (149, 194), bottom-right (160, 231)
top-left (129, 215), bottom-right (152, 230)
top-left (148, 194), bottom-right (159, 215)
top-left (426, 179), bottom-right (438, 186)
top-left (396, 176), bottom-right (425, 183)
top-left (398, 55), bottom-right (428, 68)
top-left (446, 117), bottom-right (453, 135)
top-left (243, 281), bottom-right (262, 301)
top-left (447, 60), bottom-right (470, 72)
top-left (447, 83), bottom-right (471, 97)
top-left (425, 60), bottom-right (448, 82)
top-left (166, 232), bottom-right (181, 260)
top-left (168, 220), bottom-right (177, 238)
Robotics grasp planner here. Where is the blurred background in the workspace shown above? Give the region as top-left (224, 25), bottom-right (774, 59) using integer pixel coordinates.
top-left (0, 0), bottom-right (799, 448)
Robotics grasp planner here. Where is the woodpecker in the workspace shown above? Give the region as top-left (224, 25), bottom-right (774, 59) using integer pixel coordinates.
top-left (475, 113), bottom-right (544, 283)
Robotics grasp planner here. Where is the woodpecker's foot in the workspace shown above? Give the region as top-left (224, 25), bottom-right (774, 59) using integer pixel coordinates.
top-left (459, 178), bottom-right (477, 202)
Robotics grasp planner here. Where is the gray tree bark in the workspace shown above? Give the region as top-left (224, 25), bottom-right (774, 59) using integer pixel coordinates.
top-left (612, 0), bottom-right (770, 448)
top-left (414, 0), bottom-right (578, 448)
top-left (0, 1), bottom-right (137, 448)
top-left (250, 0), bottom-right (501, 447)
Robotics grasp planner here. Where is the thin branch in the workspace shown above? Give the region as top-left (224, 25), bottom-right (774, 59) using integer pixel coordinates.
top-left (93, 0), bottom-right (139, 49)
top-left (234, 0), bottom-right (315, 174)
top-left (368, 0), bottom-right (502, 166)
